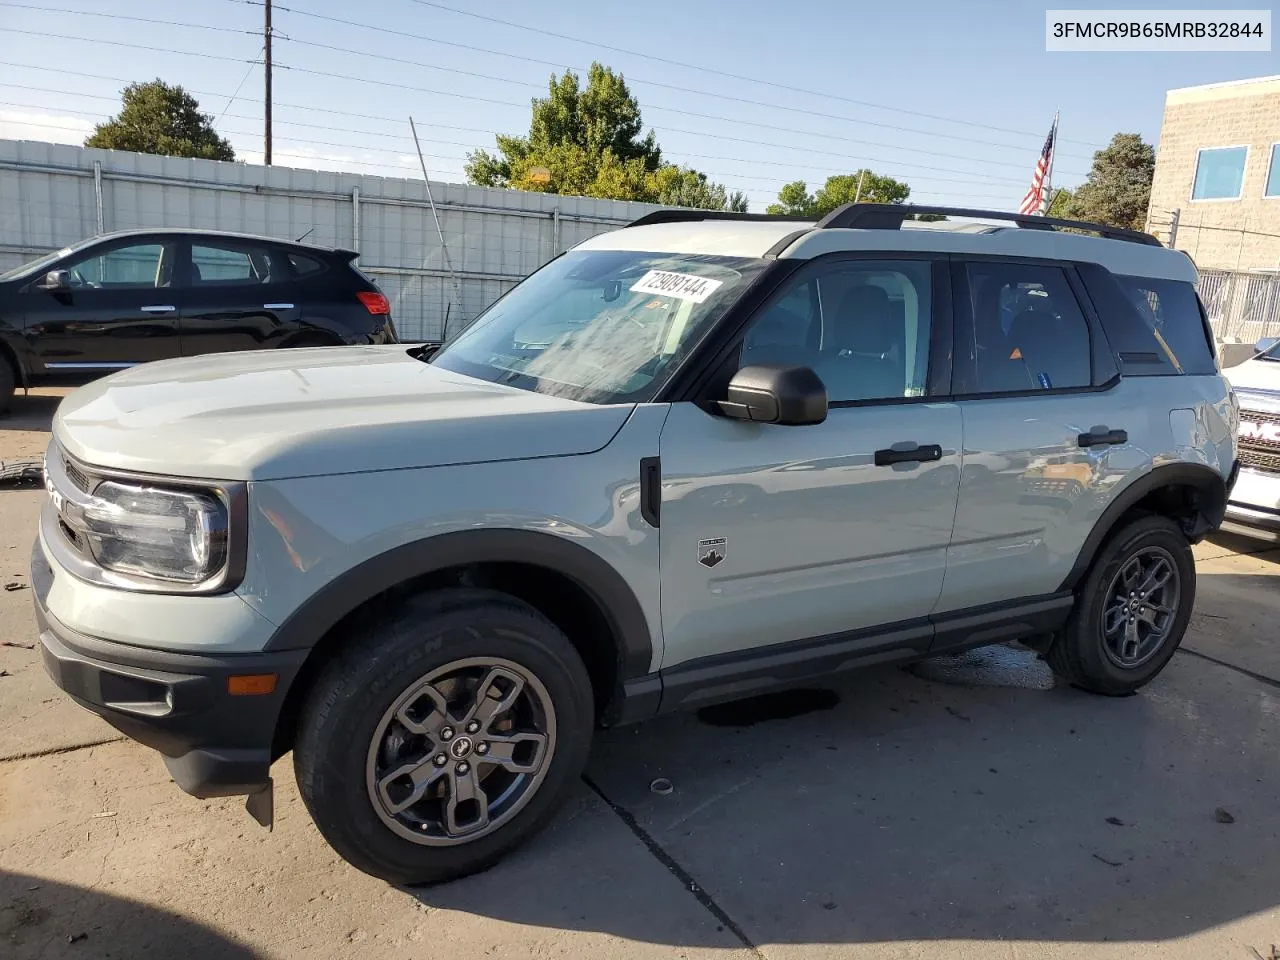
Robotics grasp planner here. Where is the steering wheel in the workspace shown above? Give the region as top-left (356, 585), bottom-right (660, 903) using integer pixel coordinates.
top-left (67, 269), bottom-right (92, 288)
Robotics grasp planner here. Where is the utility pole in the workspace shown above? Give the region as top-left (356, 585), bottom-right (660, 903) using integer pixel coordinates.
top-left (263, 0), bottom-right (273, 165)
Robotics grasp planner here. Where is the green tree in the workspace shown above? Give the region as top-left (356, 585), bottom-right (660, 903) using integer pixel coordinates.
top-left (766, 170), bottom-right (912, 216)
top-left (85, 79), bottom-right (234, 161)
top-left (1062, 133), bottom-right (1154, 231)
top-left (1047, 187), bottom-right (1075, 218)
top-left (466, 63), bottom-right (743, 210)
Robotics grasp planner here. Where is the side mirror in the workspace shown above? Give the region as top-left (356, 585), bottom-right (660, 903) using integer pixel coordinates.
top-left (717, 363), bottom-right (827, 426)
top-left (37, 270), bottom-right (71, 292)
top-left (1255, 336), bottom-right (1279, 357)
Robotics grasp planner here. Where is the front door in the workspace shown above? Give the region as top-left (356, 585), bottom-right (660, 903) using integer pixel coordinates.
top-left (22, 237), bottom-right (181, 370)
top-left (658, 255), bottom-right (961, 671)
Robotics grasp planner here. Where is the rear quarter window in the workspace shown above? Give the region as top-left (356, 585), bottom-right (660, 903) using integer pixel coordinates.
top-left (1115, 275), bottom-right (1217, 376)
top-left (1079, 264), bottom-right (1218, 377)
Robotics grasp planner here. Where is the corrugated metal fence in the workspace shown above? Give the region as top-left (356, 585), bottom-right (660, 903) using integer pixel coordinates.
top-left (0, 140), bottom-right (664, 341)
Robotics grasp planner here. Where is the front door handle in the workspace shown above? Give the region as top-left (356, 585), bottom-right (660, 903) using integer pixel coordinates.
top-left (263, 303), bottom-right (294, 309)
top-left (140, 304), bottom-right (176, 313)
top-left (874, 443), bottom-right (943, 467)
top-left (1077, 427), bottom-right (1128, 448)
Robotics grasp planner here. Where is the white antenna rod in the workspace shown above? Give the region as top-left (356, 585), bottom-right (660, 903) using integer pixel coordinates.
top-left (409, 116), bottom-right (463, 340)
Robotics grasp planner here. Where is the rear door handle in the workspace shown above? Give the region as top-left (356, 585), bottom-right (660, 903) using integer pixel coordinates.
top-left (1077, 427), bottom-right (1128, 448)
top-left (874, 443), bottom-right (943, 467)
top-left (140, 304), bottom-right (175, 313)
top-left (263, 303), bottom-right (294, 309)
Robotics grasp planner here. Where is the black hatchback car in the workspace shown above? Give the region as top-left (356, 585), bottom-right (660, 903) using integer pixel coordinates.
top-left (0, 228), bottom-right (398, 410)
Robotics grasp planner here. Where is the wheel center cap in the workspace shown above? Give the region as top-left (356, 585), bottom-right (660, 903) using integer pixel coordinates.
top-left (450, 736), bottom-right (473, 759)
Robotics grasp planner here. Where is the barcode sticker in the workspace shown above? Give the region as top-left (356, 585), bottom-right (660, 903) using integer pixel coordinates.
top-left (629, 270), bottom-right (724, 303)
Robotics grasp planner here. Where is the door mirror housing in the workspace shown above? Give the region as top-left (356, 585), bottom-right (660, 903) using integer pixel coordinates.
top-left (718, 364), bottom-right (828, 426)
top-left (37, 269), bottom-right (71, 292)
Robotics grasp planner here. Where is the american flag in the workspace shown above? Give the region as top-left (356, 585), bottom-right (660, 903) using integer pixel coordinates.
top-left (1018, 119), bottom-right (1057, 216)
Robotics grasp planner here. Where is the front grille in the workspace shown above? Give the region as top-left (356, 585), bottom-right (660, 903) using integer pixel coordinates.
top-left (62, 457), bottom-right (91, 492)
top-left (1242, 447), bottom-right (1280, 475)
top-left (1239, 408), bottom-right (1280, 475)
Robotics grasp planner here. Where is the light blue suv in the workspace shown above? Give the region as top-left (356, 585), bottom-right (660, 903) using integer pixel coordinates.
top-left (33, 204), bottom-right (1240, 885)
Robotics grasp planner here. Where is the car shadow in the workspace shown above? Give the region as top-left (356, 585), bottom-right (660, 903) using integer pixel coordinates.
top-left (412, 649), bottom-right (1280, 951)
top-left (1, 870), bottom-right (255, 959)
top-left (0, 390), bottom-right (66, 435)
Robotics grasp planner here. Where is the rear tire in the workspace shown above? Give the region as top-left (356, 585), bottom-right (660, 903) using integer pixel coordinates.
top-left (294, 589), bottom-right (594, 886)
top-left (1047, 515), bottom-right (1195, 695)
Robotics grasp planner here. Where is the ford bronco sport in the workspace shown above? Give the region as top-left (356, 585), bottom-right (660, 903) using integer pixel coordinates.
top-left (33, 204), bottom-right (1240, 885)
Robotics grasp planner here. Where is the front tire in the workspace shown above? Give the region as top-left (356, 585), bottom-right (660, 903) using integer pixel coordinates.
top-left (1047, 515), bottom-right (1195, 695)
top-left (294, 589), bottom-right (594, 885)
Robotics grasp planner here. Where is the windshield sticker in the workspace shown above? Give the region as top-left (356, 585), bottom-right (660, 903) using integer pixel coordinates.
top-left (630, 270), bottom-right (724, 304)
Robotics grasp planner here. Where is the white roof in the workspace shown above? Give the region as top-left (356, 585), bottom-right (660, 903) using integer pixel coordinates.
top-left (575, 218), bottom-right (1198, 283)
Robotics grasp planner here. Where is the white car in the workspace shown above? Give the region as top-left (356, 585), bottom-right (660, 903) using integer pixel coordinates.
top-left (1223, 338), bottom-right (1280, 541)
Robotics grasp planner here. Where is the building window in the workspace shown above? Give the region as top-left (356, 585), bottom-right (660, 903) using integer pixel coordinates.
top-left (1191, 146), bottom-right (1248, 200)
top-left (1267, 143), bottom-right (1280, 198)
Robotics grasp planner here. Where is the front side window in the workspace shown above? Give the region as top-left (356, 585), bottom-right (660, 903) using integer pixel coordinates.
top-left (62, 242), bottom-right (174, 289)
top-left (961, 262), bottom-right (1091, 394)
top-left (740, 259), bottom-right (933, 403)
top-left (430, 250), bottom-right (769, 403)
top-left (1266, 143), bottom-right (1280, 198)
top-left (1192, 146), bottom-right (1248, 200)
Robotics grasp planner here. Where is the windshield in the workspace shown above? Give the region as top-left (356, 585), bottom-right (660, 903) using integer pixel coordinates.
top-left (0, 246), bottom-right (73, 283)
top-left (430, 249), bottom-right (769, 403)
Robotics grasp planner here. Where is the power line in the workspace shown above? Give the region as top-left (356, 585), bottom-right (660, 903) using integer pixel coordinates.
top-left (251, 0), bottom-right (1099, 163)
top-left (0, 72), bottom-right (1038, 192)
top-left (272, 31), bottom-right (1089, 175)
top-left (401, 0), bottom-right (1104, 150)
top-left (0, 32), bottom-right (1083, 187)
top-left (0, 100), bottom-right (1015, 200)
top-left (0, 2), bottom-right (256, 37)
top-left (0, 7), bottom-right (1093, 175)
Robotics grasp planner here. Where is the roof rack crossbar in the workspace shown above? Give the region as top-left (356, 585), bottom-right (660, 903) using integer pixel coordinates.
top-left (814, 203), bottom-right (1163, 246)
top-left (625, 209), bottom-right (817, 228)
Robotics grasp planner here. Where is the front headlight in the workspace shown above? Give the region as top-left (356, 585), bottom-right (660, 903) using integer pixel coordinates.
top-left (80, 482), bottom-right (229, 584)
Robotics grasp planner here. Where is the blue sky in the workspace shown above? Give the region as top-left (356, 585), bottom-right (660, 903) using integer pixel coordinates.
top-left (0, 0), bottom-right (1275, 211)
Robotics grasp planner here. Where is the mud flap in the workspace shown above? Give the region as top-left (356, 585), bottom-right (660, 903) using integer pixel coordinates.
top-left (245, 779), bottom-right (274, 830)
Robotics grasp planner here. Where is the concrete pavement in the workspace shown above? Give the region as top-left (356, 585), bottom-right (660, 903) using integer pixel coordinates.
top-left (2, 389), bottom-right (1279, 959)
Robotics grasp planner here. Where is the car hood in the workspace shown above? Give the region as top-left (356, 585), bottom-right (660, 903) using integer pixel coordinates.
top-left (1225, 357), bottom-right (1280, 396)
top-left (53, 346), bottom-right (636, 481)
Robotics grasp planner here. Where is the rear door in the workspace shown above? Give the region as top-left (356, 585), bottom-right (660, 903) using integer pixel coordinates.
top-left (22, 237), bottom-right (182, 370)
top-left (178, 238), bottom-right (302, 356)
top-left (938, 257), bottom-right (1125, 616)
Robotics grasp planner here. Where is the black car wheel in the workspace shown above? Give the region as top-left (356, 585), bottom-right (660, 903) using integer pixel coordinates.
top-left (1047, 515), bottom-right (1195, 695)
top-left (294, 589), bottom-right (594, 885)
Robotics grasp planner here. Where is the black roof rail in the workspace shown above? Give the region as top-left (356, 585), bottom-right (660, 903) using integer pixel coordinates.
top-left (626, 209), bottom-right (817, 228)
top-left (814, 203), bottom-right (1163, 247)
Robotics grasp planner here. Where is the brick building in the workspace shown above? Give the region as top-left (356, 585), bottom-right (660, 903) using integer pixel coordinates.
top-left (1146, 75), bottom-right (1280, 272)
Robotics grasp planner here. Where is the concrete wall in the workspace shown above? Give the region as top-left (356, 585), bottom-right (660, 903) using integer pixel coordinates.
top-left (0, 139), bottom-right (664, 341)
top-left (1147, 75), bottom-right (1280, 271)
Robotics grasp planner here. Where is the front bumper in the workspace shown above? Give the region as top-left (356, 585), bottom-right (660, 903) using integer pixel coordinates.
top-left (32, 540), bottom-right (307, 798)
top-left (1222, 465), bottom-right (1280, 541)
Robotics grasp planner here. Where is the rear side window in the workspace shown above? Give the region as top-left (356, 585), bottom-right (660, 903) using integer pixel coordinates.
top-left (958, 262), bottom-right (1092, 394)
top-left (287, 252), bottom-right (324, 277)
top-left (191, 242), bottom-right (281, 285)
top-left (1113, 275), bottom-right (1217, 376)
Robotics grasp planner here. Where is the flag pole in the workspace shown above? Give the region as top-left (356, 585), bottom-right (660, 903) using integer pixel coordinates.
top-left (1041, 109), bottom-right (1059, 215)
